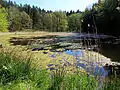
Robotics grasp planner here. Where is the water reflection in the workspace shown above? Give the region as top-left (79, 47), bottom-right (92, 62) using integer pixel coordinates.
top-left (9, 33), bottom-right (120, 77)
top-left (100, 43), bottom-right (120, 62)
top-left (65, 50), bottom-right (84, 57)
top-left (64, 50), bottom-right (109, 77)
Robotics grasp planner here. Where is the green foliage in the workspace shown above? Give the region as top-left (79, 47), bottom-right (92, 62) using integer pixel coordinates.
top-left (49, 65), bottom-right (98, 90)
top-left (0, 7), bottom-right (8, 32)
top-left (0, 52), bottom-right (31, 85)
top-left (8, 7), bottom-right (22, 31)
top-left (103, 78), bottom-right (120, 90)
top-left (0, 51), bottom-right (99, 90)
top-left (68, 13), bottom-right (83, 32)
top-left (63, 74), bottom-right (97, 90)
top-left (1, 0), bottom-right (120, 35)
top-left (0, 0), bottom-right (81, 32)
top-left (37, 12), bottom-right (68, 32)
top-left (43, 13), bottom-right (53, 31)
top-left (20, 11), bottom-right (32, 29)
top-left (8, 6), bottom-right (32, 31)
top-left (0, 52), bottom-right (51, 90)
top-left (29, 69), bottom-right (51, 90)
top-left (82, 0), bottom-right (120, 36)
top-left (53, 11), bottom-right (68, 32)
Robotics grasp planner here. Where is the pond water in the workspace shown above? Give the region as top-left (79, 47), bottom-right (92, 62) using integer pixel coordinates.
top-left (9, 33), bottom-right (120, 77)
top-left (64, 49), bottom-right (109, 77)
top-left (100, 43), bottom-right (120, 62)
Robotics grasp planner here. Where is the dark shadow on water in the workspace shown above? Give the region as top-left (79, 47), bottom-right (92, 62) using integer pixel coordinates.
top-left (9, 35), bottom-right (58, 45)
top-left (31, 35), bottom-right (58, 39)
top-left (100, 43), bottom-right (120, 62)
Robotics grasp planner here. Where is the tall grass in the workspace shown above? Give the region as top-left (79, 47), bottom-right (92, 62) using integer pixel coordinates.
top-left (48, 65), bottom-right (98, 90)
top-left (0, 49), bottom-right (99, 90)
top-left (3, 47), bottom-right (120, 90)
top-left (0, 51), bottom-right (51, 90)
top-left (1, 47), bottom-right (120, 90)
top-left (103, 78), bottom-right (120, 90)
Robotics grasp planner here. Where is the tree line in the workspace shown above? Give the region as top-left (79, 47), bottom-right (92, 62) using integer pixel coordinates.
top-left (82, 0), bottom-right (120, 36)
top-left (0, 0), bottom-right (82, 32)
top-left (0, 0), bottom-right (120, 36)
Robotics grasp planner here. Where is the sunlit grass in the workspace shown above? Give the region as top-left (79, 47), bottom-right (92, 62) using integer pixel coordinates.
top-left (0, 50), bottom-right (51, 90)
top-left (0, 49), bottom-right (98, 90)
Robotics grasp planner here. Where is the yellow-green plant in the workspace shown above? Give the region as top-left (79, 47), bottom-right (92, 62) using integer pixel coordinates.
top-left (0, 7), bottom-right (8, 32)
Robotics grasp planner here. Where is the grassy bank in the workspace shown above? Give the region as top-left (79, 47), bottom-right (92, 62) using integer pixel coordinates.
top-left (0, 50), bottom-right (98, 90)
top-left (1, 48), bottom-right (120, 90)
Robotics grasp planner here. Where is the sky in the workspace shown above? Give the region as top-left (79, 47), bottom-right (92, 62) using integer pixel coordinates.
top-left (8, 0), bottom-right (98, 11)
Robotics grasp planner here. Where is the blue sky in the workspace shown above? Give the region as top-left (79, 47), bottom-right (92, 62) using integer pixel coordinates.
top-left (9, 0), bottom-right (98, 11)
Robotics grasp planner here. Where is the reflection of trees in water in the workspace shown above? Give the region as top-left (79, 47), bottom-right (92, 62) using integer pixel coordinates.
top-left (100, 43), bottom-right (120, 62)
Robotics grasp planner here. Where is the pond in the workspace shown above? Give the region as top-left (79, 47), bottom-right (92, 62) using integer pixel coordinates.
top-left (9, 33), bottom-right (120, 77)
top-left (100, 43), bottom-right (120, 62)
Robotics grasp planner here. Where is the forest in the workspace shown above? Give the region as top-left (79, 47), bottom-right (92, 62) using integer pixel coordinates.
top-left (0, 0), bottom-right (120, 36)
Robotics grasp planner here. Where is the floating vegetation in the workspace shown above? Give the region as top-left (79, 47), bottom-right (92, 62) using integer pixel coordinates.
top-left (7, 33), bottom-right (120, 90)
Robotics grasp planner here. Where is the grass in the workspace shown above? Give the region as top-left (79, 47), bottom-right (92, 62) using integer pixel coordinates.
top-left (0, 49), bottom-right (98, 90)
top-left (1, 49), bottom-right (120, 90)
top-left (0, 32), bottom-right (120, 90)
top-left (0, 50), bottom-right (51, 90)
top-left (103, 78), bottom-right (120, 90)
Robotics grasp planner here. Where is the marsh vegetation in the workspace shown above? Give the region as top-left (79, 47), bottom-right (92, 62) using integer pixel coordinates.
top-left (0, 0), bottom-right (120, 90)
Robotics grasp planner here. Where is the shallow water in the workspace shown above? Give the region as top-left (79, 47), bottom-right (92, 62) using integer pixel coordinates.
top-left (100, 43), bottom-right (120, 62)
top-left (9, 33), bottom-right (120, 62)
top-left (64, 50), bottom-right (109, 77)
top-left (9, 33), bottom-right (120, 76)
